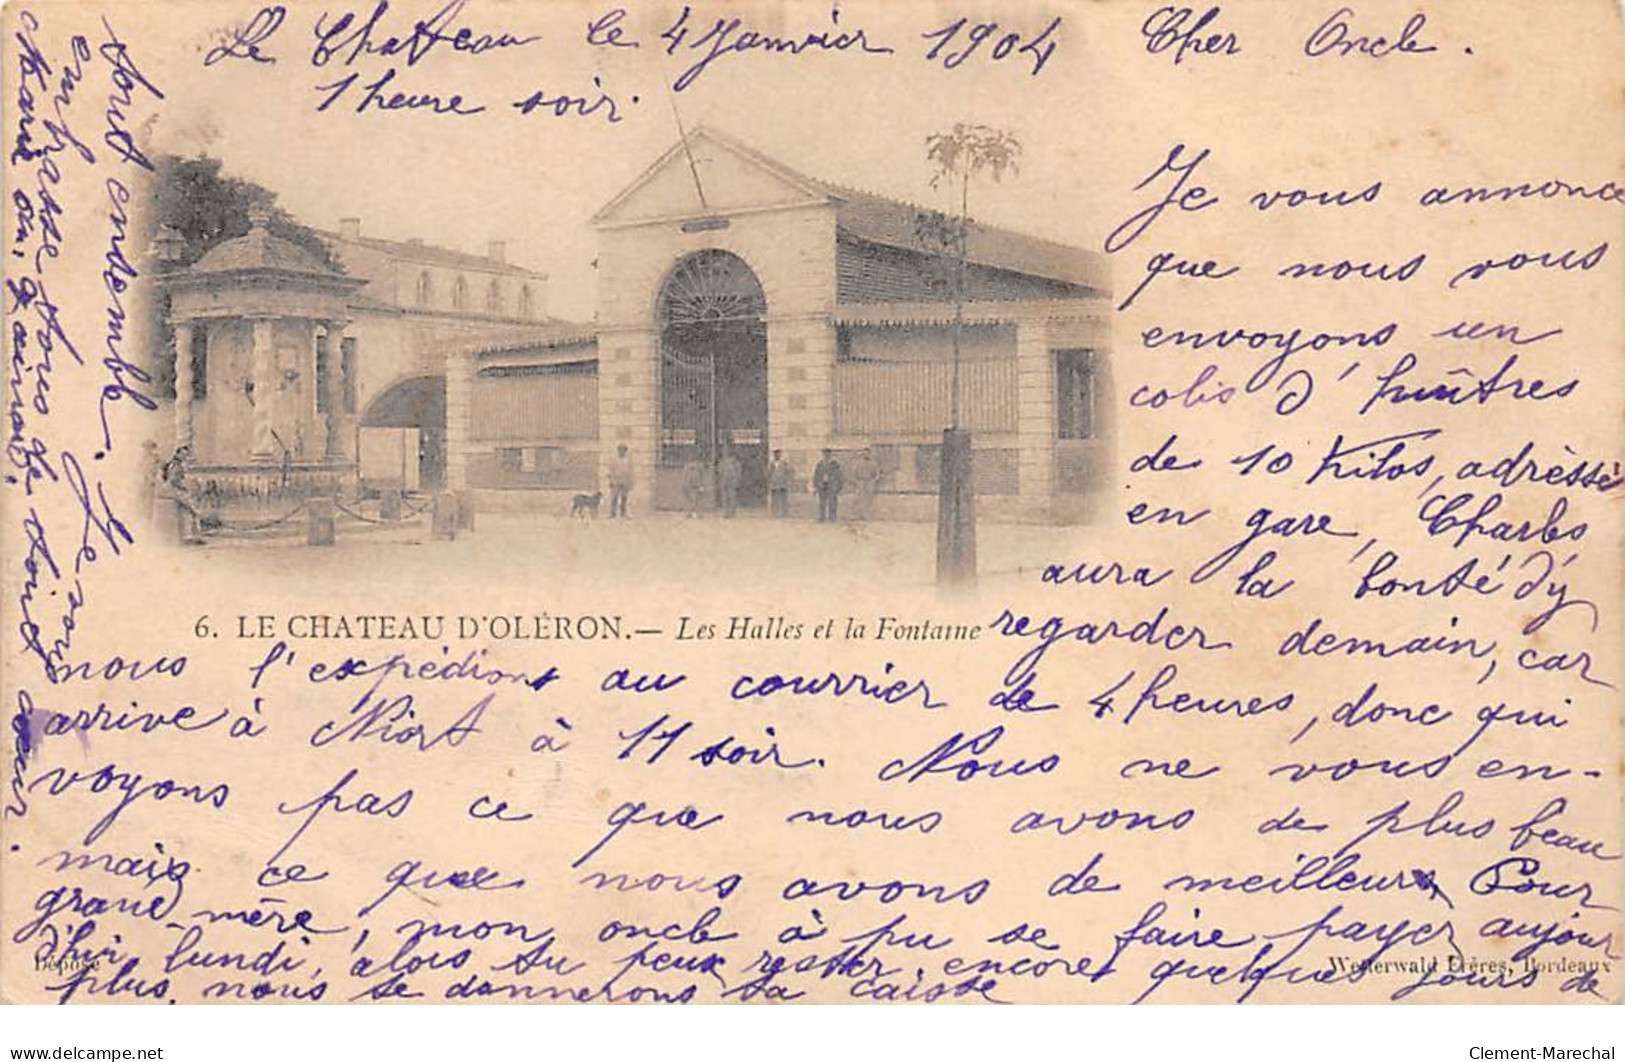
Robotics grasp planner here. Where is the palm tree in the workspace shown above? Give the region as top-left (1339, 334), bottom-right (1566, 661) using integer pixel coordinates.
top-left (918, 124), bottom-right (1022, 588)
top-left (925, 124), bottom-right (1022, 428)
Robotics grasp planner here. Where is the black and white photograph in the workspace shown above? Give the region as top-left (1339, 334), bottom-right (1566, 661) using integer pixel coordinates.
top-left (2, 0), bottom-right (1621, 1049)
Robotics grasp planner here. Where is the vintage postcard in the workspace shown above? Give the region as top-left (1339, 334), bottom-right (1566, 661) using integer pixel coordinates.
top-left (2, 0), bottom-right (1622, 1009)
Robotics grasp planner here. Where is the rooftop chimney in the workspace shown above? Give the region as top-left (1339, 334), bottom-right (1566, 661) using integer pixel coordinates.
top-left (488, 240), bottom-right (507, 264)
top-left (339, 217), bottom-right (361, 240)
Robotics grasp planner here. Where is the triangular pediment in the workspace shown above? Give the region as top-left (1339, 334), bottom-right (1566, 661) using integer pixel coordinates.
top-left (592, 128), bottom-right (831, 226)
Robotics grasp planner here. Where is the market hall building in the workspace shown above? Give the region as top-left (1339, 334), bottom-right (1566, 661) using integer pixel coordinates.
top-left (454, 128), bottom-right (1112, 523)
top-left (157, 128), bottom-right (1113, 524)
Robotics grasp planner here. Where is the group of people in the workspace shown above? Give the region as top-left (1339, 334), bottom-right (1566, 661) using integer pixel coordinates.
top-left (681, 447), bottom-right (747, 518)
top-left (150, 439), bottom-right (887, 530)
top-left (811, 447), bottom-right (882, 522)
top-left (624, 445), bottom-right (882, 521)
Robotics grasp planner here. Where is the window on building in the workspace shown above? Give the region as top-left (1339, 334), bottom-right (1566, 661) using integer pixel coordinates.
top-left (519, 284), bottom-right (534, 318)
top-left (1055, 348), bottom-right (1096, 440)
top-left (416, 271), bottom-right (433, 305)
top-left (453, 276), bottom-right (468, 310)
top-left (190, 327), bottom-right (208, 399)
top-left (340, 337), bottom-right (357, 413)
top-left (486, 279), bottom-right (502, 314)
top-left (497, 447), bottom-right (523, 471)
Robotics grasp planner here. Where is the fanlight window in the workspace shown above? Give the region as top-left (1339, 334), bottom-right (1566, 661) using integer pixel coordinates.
top-left (658, 251), bottom-right (765, 329)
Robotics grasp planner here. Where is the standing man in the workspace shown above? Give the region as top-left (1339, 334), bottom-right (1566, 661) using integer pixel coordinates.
top-left (767, 449), bottom-right (792, 518)
top-left (717, 445), bottom-right (742, 518)
top-left (162, 444), bottom-right (203, 544)
top-left (814, 448), bottom-right (843, 523)
top-left (608, 444), bottom-right (634, 519)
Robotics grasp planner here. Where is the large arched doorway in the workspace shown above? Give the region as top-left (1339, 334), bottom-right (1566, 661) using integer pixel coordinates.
top-left (658, 251), bottom-right (768, 509)
top-left (360, 375), bottom-right (446, 489)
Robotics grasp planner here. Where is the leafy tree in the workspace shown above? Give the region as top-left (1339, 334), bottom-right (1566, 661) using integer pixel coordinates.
top-left (154, 154), bottom-right (341, 270)
top-left (912, 124), bottom-right (1022, 428)
top-left (912, 124), bottom-right (1022, 589)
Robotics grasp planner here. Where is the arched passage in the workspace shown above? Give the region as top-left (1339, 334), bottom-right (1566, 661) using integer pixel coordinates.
top-left (657, 250), bottom-right (768, 508)
top-left (361, 375), bottom-right (446, 489)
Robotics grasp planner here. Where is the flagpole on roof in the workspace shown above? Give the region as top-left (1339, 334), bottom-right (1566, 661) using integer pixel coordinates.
top-left (663, 79), bottom-right (709, 212)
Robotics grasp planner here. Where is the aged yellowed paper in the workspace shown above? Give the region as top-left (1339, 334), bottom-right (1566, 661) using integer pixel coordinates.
top-left (2, 0), bottom-right (1621, 1007)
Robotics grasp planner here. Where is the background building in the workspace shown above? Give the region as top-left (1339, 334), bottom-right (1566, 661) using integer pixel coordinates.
top-left (158, 206), bottom-right (561, 499)
top-left (318, 217), bottom-right (556, 491)
top-left (159, 129), bottom-right (1111, 524)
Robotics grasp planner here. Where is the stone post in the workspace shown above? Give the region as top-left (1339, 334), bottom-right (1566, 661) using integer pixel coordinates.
top-left (936, 426), bottom-right (977, 588)
top-left (307, 496), bottom-right (336, 546)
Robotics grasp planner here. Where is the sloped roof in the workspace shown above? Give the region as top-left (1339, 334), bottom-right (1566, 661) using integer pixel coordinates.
top-left (192, 222), bottom-right (344, 279)
top-left (601, 126), bottom-right (1104, 291)
top-left (322, 230), bottom-right (547, 279)
top-left (467, 321), bottom-right (599, 357)
top-left (824, 182), bottom-right (1104, 291)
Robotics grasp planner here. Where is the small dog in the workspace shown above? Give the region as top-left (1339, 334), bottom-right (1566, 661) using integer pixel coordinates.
top-left (570, 491), bottom-right (601, 519)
